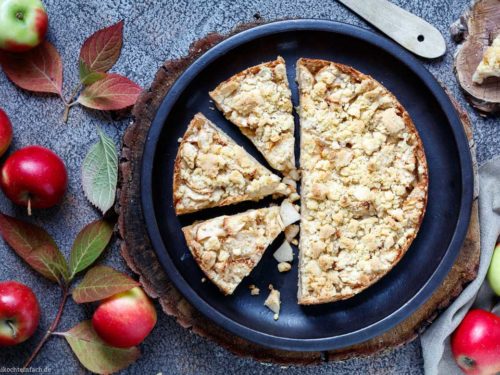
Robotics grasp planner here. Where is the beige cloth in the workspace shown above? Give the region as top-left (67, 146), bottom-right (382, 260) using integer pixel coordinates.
top-left (421, 157), bottom-right (500, 374)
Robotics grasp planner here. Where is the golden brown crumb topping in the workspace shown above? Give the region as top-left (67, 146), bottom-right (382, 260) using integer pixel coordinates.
top-left (296, 59), bottom-right (428, 304)
top-left (182, 206), bottom-right (284, 295)
top-left (472, 35), bottom-right (500, 84)
top-left (210, 57), bottom-right (297, 177)
top-left (173, 114), bottom-right (290, 215)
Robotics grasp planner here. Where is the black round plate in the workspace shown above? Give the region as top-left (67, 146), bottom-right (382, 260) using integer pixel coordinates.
top-left (141, 20), bottom-right (473, 351)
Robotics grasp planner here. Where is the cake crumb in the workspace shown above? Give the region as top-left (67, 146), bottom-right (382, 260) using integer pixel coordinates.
top-left (284, 224), bottom-right (300, 242)
top-left (278, 262), bottom-right (292, 272)
top-left (248, 284), bottom-right (260, 295)
top-left (264, 287), bottom-right (281, 320)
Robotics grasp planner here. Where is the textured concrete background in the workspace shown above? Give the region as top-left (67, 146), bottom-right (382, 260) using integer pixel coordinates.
top-left (0, 0), bottom-right (496, 374)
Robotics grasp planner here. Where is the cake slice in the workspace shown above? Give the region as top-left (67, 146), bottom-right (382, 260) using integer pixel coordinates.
top-left (209, 57), bottom-right (297, 179)
top-left (472, 35), bottom-right (500, 84)
top-left (296, 58), bottom-right (428, 305)
top-left (182, 206), bottom-right (284, 295)
top-left (173, 113), bottom-right (290, 215)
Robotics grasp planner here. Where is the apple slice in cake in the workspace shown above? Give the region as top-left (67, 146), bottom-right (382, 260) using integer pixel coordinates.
top-left (182, 206), bottom-right (284, 295)
top-left (173, 113), bottom-right (290, 215)
top-left (296, 58), bottom-right (428, 305)
top-left (209, 57), bottom-right (297, 179)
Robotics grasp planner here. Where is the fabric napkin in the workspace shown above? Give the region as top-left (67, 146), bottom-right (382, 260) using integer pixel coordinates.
top-left (421, 156), bottom-right (500, 375)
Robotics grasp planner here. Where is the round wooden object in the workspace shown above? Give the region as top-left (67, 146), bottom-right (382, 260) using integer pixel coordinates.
top-left (451, 0), bottom-right (500, 115)
top-left (117, 24), bottom-right (480, 364)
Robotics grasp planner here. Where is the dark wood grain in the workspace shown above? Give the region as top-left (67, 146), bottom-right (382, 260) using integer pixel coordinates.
top-left (117, 23), bottom-right (480, 364)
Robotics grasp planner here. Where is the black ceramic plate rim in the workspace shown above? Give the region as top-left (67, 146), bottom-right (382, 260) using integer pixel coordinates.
top-left (141, 19), bottom-right (474, 352)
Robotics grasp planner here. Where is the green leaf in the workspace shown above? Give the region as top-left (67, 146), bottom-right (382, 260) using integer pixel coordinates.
top-left (82, 129), bottom-right (118, 214)
top-left (0, 214), bottom-right (69, 284)
top-left (72, 265), bottom-right (139, 303)
top-left (63, 321), bottom-right (140, 374)
top-left (79, 60), bottom-right (106, 86)
top-left (69, 220), bottom-right (113, 280)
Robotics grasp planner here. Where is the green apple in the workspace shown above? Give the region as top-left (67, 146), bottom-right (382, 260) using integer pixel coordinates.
top-left (487, 244), bottom-right (500, 296)
top-left (0, 0), bottom-right (48, 52)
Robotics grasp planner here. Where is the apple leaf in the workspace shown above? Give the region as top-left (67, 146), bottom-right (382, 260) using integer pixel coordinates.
top-left (63, 321), bottom-right (140, 374)
top-left (79, 20), bottom-right (124, 77)
top-left (82, 129), bottom-right (118, 214)
top-left (0, 214), bottom-right (69, 284)
top-left (29, 244), bottom-right (70, 284)
top-left (79, 60), bottom-right (106, 86)
top-left (69, 220), bottom-right (113, 280)
top-left (0, 41), bottom-right (63, 95)
top-left (72, 265), bottom-right (139, 303)
top-left (77, 73), bottom-right (141, 110)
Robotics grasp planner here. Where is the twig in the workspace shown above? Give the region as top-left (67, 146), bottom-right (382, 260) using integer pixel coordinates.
top-left (62, 83), bottom-right (83, 123)
top-left (22, 287), bottom-right (69, 369)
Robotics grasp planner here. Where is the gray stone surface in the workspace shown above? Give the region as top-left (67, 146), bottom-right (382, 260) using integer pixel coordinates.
top-left (0, 0), bottom-right (496, 374)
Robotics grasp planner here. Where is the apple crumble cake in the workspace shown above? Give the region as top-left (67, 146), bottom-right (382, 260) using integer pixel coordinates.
top-left (472, 35), bottom-right (500, 84)
top-left (182, 206), bottom-right (284, 295)
top-left (296, 58), bottom-right (428, 305)
top-left (209, 57), bottom-right (297, 178)
top-left (173, 113), bottom-right (290, 215)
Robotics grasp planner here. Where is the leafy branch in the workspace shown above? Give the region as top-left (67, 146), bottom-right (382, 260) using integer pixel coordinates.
top-left (0, 20), bottom-right (141, 123)
top-left (0, 214), bottom-right (140, 374)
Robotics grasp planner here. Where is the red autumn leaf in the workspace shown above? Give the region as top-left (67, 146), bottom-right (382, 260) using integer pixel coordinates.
top-left (79, 20), bottom-right (123, 76)
top-left (26, 244), bottom-right (70, 284)
top-left (0, 41), bottom-right (63, 95)
top-left (77, 74), bottom-right (141, 110)
top-left (0, 213), bottom-right (69, 283)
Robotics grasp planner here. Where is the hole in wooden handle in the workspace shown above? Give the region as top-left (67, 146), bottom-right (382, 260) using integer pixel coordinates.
top-left (417, 34), bottom-right (425, 42)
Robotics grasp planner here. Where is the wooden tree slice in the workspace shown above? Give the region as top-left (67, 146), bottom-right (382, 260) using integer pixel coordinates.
top-left (451, 0), bottom-right (500, 115)
top-left (117, 23), bottom-right (480, 364)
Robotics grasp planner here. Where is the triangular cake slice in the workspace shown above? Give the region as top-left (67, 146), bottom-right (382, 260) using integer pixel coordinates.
top-left (296, 58), bottom-right (428, 305)
top-left (209, 56), bottom-right (298, 179)
top-left (472, 35), bottom-right (500, 84)
top-left (173, 113), bottom-right (289, 215)
top-left (182, 206), bottom-right (284, 295)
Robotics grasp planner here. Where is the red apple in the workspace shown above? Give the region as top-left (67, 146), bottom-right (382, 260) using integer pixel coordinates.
top-left (0, 145), bottom-right (67, 213)
top-left (0, 281), bottom-right (40, 346)
top-left (451, 309), bottom-right (500, 375)
top-left (92, 287), bottom-right (157, 348)
top-left (0, 109), bottom-right (13, 157)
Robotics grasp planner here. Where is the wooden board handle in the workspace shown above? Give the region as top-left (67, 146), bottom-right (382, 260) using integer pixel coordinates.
top-left (338, 0), bottom-right (446, 58)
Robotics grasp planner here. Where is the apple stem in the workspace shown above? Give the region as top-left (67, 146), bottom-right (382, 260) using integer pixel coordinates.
top-left (22, 287), bottom-right (69, 369)
top-left (16, 11), bottom-right (24, 21)
top-left (27, 199), bottom-right (32, 216)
